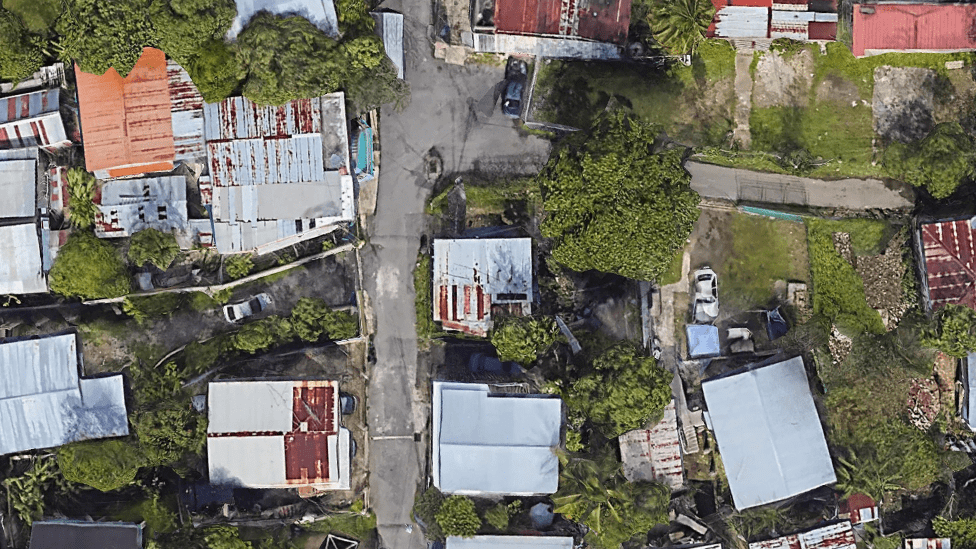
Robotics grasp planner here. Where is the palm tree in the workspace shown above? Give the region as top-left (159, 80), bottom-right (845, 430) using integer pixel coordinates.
top-left (649, 0), bottom-right (716, 55)
top-left (835, 449), bottom-right (902, 508)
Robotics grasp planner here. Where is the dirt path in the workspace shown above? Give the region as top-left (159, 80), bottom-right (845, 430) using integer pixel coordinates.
top-left (733, 52), bottom-right (754, 149)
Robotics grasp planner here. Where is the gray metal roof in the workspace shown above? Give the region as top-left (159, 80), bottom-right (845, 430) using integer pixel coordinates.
top-left (687, 324), bottom-right (720, 358)
top-left (714, 6), bottom-right (769, 38)
top-left (472, 32), bottom-right (623, 59)
top-left (207, 136), bottom-right (327, 187)
top-left (432, 381), bottom-right (561, 495)
top-left (31, 521), bottom-right (143, 549)
top-left (372, 12), bottom-right (405, 79)
top-left (446, 537), bottom-right (574, 549)
top-left (167, 60), bottom-right (206, 164)
top-left (966, 353), bottom-right (976, 430)
top-left (0, 155), bottom-right (37, 218)
top-left (702, 356), bottom-right (836, 509)
top-left (208, 381), bottom-right (294, 434)
top-left (96, 175), bottom-right (188, 237)
top-left (228, 0), bottom-right (339, 39)
top-left (0, 89), bottom-right (68, 150)
top-left (0, 333), bottom-right (128, 455)
top-left (0, 223), bottom-right (46, 294)
top-left (434, 238), bottom-right (534, 298)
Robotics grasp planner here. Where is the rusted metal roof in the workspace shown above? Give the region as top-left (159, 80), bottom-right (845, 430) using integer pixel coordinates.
top-left (0, 89), bottom-right (70, 151)
top-left (492, 0), bottom-right (631, 44)
top-left (167, 61), bottom-right (205, 164)
top-left (472, 32), bottom-right (623, 58)
top-left (619, 400), bottom-right (684, 489)
top-left (839, 493), bottom-right (878, 524)
top-left (207, 380), bottom-right (350, 489)
top-left (853, 3), bottom-right (976, 57)
top-left (94, 175), bottom-right (188, 238)
top-left (75, 47), bottom-right (175, 179)
top-left (204, 96), bottom-right (322, 141)
top-left (750, 522), bottom-right (856, 549)
top-left (919, 218), bottom-right (976, 311)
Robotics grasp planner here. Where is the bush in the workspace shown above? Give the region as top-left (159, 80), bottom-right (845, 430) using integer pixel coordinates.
top-left (233, 316), bottom-right (293, 353)
top-left (484, 503), bottom-right (513, 531)
top-left (183, 339), bottom-right (222, 375)
top-left (415, 254), bottom-right (436, 341)
top-left (934, 517), bottom-right (976, 549)
top-left (57, 439), bottom-right (145, 492)
top-left (123, 293), bottom-right (184, 325)
top-left (128, 228), bottom-right (180, 269)
top-left (922, 304), bottom-right (976, 358)
top-left (491, 316), bottom-right (559, 365)
top-left (224, 254), bottom-right (253, 280)
top-left (884, 122), bottom-right (976, 199)
top-left (291, 297), bottom-right (358, 341)
top-left (435, 496), bottom-right (481, 538)
top-left (49, 232), bottom-right (130, 299)
top-left (413, 487), bottom-right (445, 540)
top-left (133, 405), bottom-right (207, 468)
top-left (65, 168), bottom-right (97, 229)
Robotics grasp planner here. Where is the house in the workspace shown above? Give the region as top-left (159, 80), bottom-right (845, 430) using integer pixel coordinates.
top-left (618, 400), bottom-right (684, 489)
top-left (0, 332), bottom-right (129, 455)
top-left (687, 324), bottom-right (720, 359)
top-left (432, 381), bottom-right (561, 495)
top-left (707, 0), bottom-right (837, 43)
top-left (905, 540), bottom-right (952, 549)
top-left (227, 0), bottom-right (339, 38)
top-left (30, 521), bottom-right (144, 549)
top-left (201, 93), bottom-right (355, 254)
top-left (0, 148), bottom-right (52, 294)
top-left (94, 176), bottom-right (189, 240)
top-left (446, 536), bottom-right (574, 549)
top-left (0, 88), bottom-right (70, 152)
top-left (852, 4), bottom-right (976, 57)
top-left (839, 493), bottom-right (879, 524)
top-left (702, 356), bottom-right (836, 509)
top-left (432, 238), bottom-right (533, 336)
top-left (750, 522), bottom-right (856, 549)
top-left (916, 217), bottom-right (976, 312)
top-left (963, 353), bottom-right (976, 431)
top-left (207, 380), bottom-right (351, 489)
top-left (467, 0), bottom-right (629, 58)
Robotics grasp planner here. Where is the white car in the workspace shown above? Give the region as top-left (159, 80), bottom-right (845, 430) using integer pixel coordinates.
top-left (223, 293), bottom-right (273, 323)
top-left (693, 267), bottom-right (719, 323)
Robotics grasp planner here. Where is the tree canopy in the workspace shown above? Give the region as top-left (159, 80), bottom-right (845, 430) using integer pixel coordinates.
top-left (183, 39), bottom-right (243, 103)
top-left (291, 297), bottom-right (359, 342)
top-left (0, 8), bottom-right (43, 82)
top-left (491, 316), bottom-right (559, 365)
top-left (133, 405), bottom-right (207, 468)
top-left (65, 168), bottom-right (97, 229)
top-left (148, 0), bottom-right (235, 66)
top-left (884, 122), bottom-right (976, 199)
top-left (934, 517), bottom-right (976, 549)
top-left (128, 228), bottom-right (180, 270)
top-left (540, 113), bottom-right (700, 281)
top-left (649, 0), bottom-right (715, 54)
top-left (434, 495), bottom-right (481, 538)
top-left (57, 439), bottom-right (145, 492)
top-left (58, 0), bottom-right (155, 76)
top-left (49, 232), bottom-right (130, 299)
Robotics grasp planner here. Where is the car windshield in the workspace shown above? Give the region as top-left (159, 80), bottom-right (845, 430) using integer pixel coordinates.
top-left (248, 298), bottom-right (261, 311)
top-left (226, 308), bottom-right (236, 320)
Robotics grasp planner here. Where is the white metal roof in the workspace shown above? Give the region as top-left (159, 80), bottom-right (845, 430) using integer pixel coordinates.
top-left (0, 158), bottom-right (36, 218)
top-left (432, 381), bottom-right (561, 495)
top-left (372, 12), bottom-right (404, 79)
top-left (208, 435), bottom-right (286, 486)
top-left (446, 536), bottom-right (574, 549)
top-left (702, 356), bottom-right (836, 509)
top-left (0, 223), bottom-right (46, 294)
top-left (967, 353), bottom-right (976, 431)
top-left (228, 0), bottom-right (340, 39)
top-left (208, 381), bottom-right (294, 434)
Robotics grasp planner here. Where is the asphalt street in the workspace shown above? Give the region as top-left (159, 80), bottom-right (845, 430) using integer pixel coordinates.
top-left (363, 2), bottom-right (551, 547)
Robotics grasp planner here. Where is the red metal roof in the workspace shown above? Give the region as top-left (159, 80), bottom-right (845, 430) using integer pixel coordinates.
top-left (852, 3), bottom-right (976, 57)
top-left (284, 382), bottom-right (337, 485)
top-left (921, 219), bottom-right (976, 311)
top-left (808, 21), bottom-right (836, 40)
top-left (493, 0), bottom-right (631, 44)
top-left (75, 47), bottom-right (175, 178)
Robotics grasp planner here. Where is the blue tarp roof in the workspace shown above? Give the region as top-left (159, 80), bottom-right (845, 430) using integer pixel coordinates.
top-left (687, 324), bottom-right (720, 358)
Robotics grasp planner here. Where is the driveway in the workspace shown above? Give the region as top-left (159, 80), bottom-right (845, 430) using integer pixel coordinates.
top-left (363, 3), bottom-right (551, 548)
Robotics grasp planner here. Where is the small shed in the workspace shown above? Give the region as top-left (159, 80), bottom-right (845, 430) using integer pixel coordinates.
top-left (687, 324), bottom-right (720, 358)
top-left (30, 521), bottom-right (143, 549)
top-left (618, 400), bottom-right (684, 489)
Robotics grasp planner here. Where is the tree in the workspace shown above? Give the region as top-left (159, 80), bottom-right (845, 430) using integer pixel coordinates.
top-left (57, 439), bottom-right (145, 492)
top-left (183, 39), bottom-right (243, 102)
top-left (553, 450), bottom-right (669, 549)
top-left (334, 0), bottom-right (375, 34)
top-left (57, 0), bottom-right (156, 77)
top-left (49, 232), bottom-right (130, 299)
top-left (491, 316), bottom-right (559, 365)
top-left (414, 487), bottom-right (446, 540)
top-left (562, 343), bottom-right (673, 438)
top-left (204, 526), bottom-right (253, 549)
top-left (149, 0), bottom-right (235, 65)
top-left (649, 0), bottom-right (715, 54)
top-left (435, 496), bottom-right (481, 538)
top-left (343, 52), bottom-right (410, 113)
top-left (539, 113), bottom-right (700, 281)
top-left (128, 228), bottom-right (180, 269)
top-left (64, 168), bottom-right (97, 229)
top-left (884, 122), bottom-right (976, 199)
top-left (934, 517), bottom-right (976, 549)
top-left (0, 9), bottom-right (43, 82)
top-left (291, 297), bottom-right (359, 342)
top-left (224, 254), bottom-right (253, 279)
top-left (922, 304), bottom-right (976, 358)
top-left (233, 316), bottom-right (293, 354)
top-left (3, 457), bottom-right (69, 526)
top-left (133, 405), bottom-right (207, 467)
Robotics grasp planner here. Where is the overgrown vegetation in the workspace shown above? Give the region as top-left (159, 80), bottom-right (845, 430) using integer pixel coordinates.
top-left (884, 122), bottom-right (976, 199)
top-left (65, 168), bottom-right (97, 229)
top-left (414, 253), bottom-right (436, 342)
top-left (648, 0), bottom-right (715, 55)
top-left (49, 232), bottom-right (131, 299)
top-left (58, 439), bottom-right (144, 492)
top-left (922, 304), bottom-right (976, 357)
top-left (3, 456), bottom-right (70, 525)
top-left (490, 316), bottom-right (559, 365)
top-left (224, 254), bottom-right (254, 280)
top-left (128, 228), bottom-right (180, 270)
top-left (435, 496), bottom-right (481, 538)
top-left (723, 213), bottom-right (808, 309)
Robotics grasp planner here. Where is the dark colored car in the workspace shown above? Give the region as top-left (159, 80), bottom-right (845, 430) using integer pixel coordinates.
top-left (502, 57), bottom-right (528, 119)
top-left (339, 392), bottom-right (358, 415)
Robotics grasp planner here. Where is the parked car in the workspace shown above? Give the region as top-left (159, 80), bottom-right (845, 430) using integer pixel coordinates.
top-left (693, 267), bottom-right (719, 323)
top-left (223, 293), bottom-right (273, 323)
top-left (339, 392), bottom-right (358, 415)
top-left (502, 57), bottom-right (528, 119)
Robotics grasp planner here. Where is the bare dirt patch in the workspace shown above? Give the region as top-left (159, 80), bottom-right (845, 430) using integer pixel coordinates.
top-left (872, 66), bottom-right (937, 143)
top-left (752, 49), bottom-right (815, 109)
top-left (816, 73), bottom-right (861, 105)
top-left (934, 67), bottom-right (976, 125)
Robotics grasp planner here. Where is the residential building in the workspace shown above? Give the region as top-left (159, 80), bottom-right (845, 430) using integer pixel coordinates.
top-left (0, 87), bottom-right (70, 152)
top-left (0, 332), bottom-right (129, 455)
top-left (962, 353), bottom-right (976, 431)
top-left (446, 537), bottom-right (574, 549)
top-left (30, 521), bottom-right (144, 549)
top-left (432, 381), bottom-right (561, 495)
top-left (0, 148), bottom-right (50, 294)
top-left (201, 93), bottom-right (355, 254)
top-left (905, 540), bottom-right (952, 549)
top-left (94, 175), bottom-right (189, 240)
top-left (619, 400), bottom-right (684, 489)
top-left (228, 0), bottom-right (339, 38)
top-left (916, 217), bottom-right (976, 311)
top-left (432, 238), bottom-right (533, 336)
top-left (707, 0), bottom-right (837, 43)
top-left (852, 4), bottom-right (976, 57)
top-left (207, 380), bottom-right (352, 490)
top-left (750, 522), bottom-right (856, 549)
top-left (839, 493), bottom-right (879, 524)
top-left (702, 356), bottom-right (836, 509)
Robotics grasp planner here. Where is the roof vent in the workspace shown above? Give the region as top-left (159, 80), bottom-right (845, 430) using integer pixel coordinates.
top-left (859, 5), bottom-right (875, 14)
top-left (299, 421), bottom-right (309, 432)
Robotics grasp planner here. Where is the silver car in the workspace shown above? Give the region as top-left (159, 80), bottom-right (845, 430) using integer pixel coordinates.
top-left (693, 267), bottom-right (718, 323)
top-left (223, 293), bottom-right (273, 323)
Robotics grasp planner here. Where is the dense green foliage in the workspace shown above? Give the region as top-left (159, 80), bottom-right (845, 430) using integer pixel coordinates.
top-left (3, 457), bottom-right (68, 525)
top-left (65, 168), bottom-right (97, 229)
top-left (558, 343), bottom-right (673, 438)
top-left (132, 405), bottom-right (207, 467)
top-left (3, 0), bottom-right (62, 32)
top-left (490, 316), bottom-right (559, 365)
top-left (49, 232), bottom-right (130, 299)
top-left (58, 0), bottom-right (155, 76)
top-left (128, 229), bottom-right (180, 270)
top-left (57, 439), bottom-right (144, 492)
top-left (435, 496), bottom-right (481, 538)
top-left (183, 39), bottom-right (243, 102)
top-left (885, 122), bottom-right (976, 199)
top-left (414, 487), bottom-right (446, 540)
top-left (415, 254), bottom-right (437, 341)
top-left (934, 517), bottom-right (976, 549)
top-left (554, 450), bottom-right (669, 549)
top-left (150, 525), bottom-right (255, 549)
top-left (344, 55), bottom-right (411, 113)
top-left (291, 297), bottom-right (359, 342)
top-left (649, 0), bottom-right (715, 54)
top-left (149, 0), bottom-right (235, 65)
top-left (922, 304), bottom-right (976, 358)
top-left (0, 8), bottom-right (42, 82)
top-left (540, 113), bottom-right (700, 281)
top-left (234, 315), bottom-right (293, 353)
top-left (224, 254), bottom-right (253, 279)
top-left (123, 293), bottom-right (185, 324)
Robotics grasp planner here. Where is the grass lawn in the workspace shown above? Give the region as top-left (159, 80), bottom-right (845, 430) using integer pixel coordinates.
top-left (3, 0), bottom-right (61, 32)
top-left (721, 214), bottom-right (809, 309)
top-left (427, 178), bottom-right (542, 217)
top-left (658, 247), bottom-right (685, 286)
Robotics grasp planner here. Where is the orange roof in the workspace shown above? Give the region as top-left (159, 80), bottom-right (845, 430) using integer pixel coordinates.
top-left (76, 47), bottom-right (175, 178)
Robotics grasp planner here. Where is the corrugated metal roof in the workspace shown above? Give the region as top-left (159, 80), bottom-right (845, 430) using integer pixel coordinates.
top-left (0, 89), bottom-right (69, 151)
top-left (687, 324), bottom-right (720, 358)
top-left (203, 96), bottom-right (322, 141)
top-left (432, 381), bottom-right (561, 495)
top-left (75, 47), bottom-right (175, 179)
top-left (713, 6), bottom-right (769, 38)
top-left (208, 381), bottom-right (295, 433)
top-left (446, 537), bottom-right (574, 549)
top-left (95, 175), bottom-right (188, 238)
top-left (0, 333), bottom-right (129, 454)
top-left (30, 521), bottom-right (143, 549)
top-left (967, 353), bottom-right (976, 430)
top-left (702, 356), bottom-right (836, 509)
top-left (0, 88), bottom-right (59, 124)
top-left (228, 0), bottom-right (340, 39)
top-left (905, 540), bottom-right (951, 549)
top-left (493, 0), bottom-right (631, 44)
top-left (473, 32), bottom-right (623, 58)
top-left (372, 12), bottom-right (405, 79)
top-left (167, 60), bottom-right (205, 164)
top-left (0, 148), bottom-right (37, 218)
top-left (853, 4), bottom-right (976, 57)
top-left (750, 523), bottom-right (856, 549)
top-left (619, 400), bottom-right (684, 489)
top-left (920, 219), bottom-right (976, 311)
top-left (207, 136), bottom-right (327, 187)
top-left (0, 223), bottom-right (46, 294)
